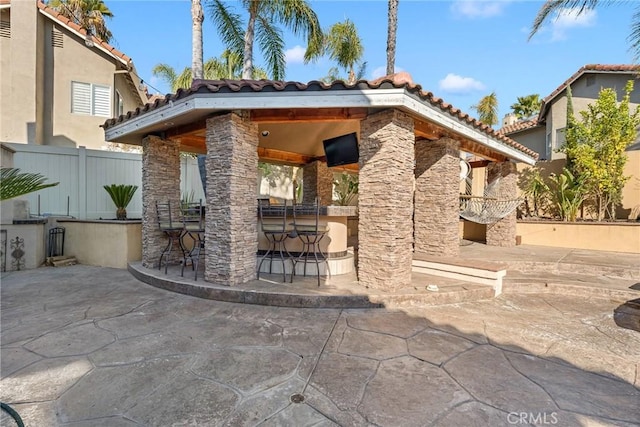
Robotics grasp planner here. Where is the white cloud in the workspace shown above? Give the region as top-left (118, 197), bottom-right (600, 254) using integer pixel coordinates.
top-left (438, 73), bottom-right (486, 94)
top-left (371, 65), bottom-right (405, 80)
top-left (285, 45), bottom-right (306, 65)
top-left (550, 8), bottom-right (597, 41)
top-left (450, 1), bottom-right (509, 19)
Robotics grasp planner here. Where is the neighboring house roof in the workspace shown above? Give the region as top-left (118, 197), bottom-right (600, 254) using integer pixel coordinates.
top-left (497, 119), bottom-right (541, 136)
top-left (538, 64), bottom-right (639, 121)
top-left (103, 77), bottom-right (539, 162)
top-left (3, 0), bottom-right (147, 104)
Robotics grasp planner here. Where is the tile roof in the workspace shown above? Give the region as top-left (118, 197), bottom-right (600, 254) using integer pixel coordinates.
top-left (103, 76), bottom-right (539, 160)
top-left (497, 119), bottom-right (540, 136)
top-left (35, 0), bottom-right (131, 65)
top-left (539, 64), bottom-right (639, 120)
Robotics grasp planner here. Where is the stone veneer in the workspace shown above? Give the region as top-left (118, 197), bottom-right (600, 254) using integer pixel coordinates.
top-left (358, 109), bottom-right (415, 291)
top-left (486, 161), bottom-right (517, 247)
top-left (141, 135), bottom-right (181, 268)
top-left (205, 113), bottom-right (259, 286)
top-left (414, 137), bottom-right (460, 257)
top-left (302, 160), bottom-right (334, 205)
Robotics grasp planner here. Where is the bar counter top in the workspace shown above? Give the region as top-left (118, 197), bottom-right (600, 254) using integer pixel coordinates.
top-left (259, 205), bottom-right (357, 217)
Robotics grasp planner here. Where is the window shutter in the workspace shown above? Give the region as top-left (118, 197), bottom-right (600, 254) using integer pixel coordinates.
top-left (92, 85), bottom-right (111, 117)
top-left (71, 82), bottom-right (91, 115)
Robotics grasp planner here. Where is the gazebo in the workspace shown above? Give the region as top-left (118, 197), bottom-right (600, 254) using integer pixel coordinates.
top-left (103, 73), bottom-right (538, 292)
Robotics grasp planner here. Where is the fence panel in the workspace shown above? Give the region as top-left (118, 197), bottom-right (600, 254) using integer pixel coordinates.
top-left (8, 144), bottom-right (204, 219)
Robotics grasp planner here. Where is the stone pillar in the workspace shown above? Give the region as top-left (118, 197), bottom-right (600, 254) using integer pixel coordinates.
top-left (358, 109), bottom-right (415, 291)
top-left (414, 137), bottom-right (460, 257)
top-left (141, 135), bottom-right (181, 268)
top-left (486, 161), bottom-right (518, 247)
top-left (302, 160), bottom-right (333, 205)
top-left (204, 112), bottom-right (259, 286)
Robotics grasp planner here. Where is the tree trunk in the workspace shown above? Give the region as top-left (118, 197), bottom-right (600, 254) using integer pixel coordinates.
top-left (386, 0), bottom-right (398, 76)
top-left (191, 0), bottom-right (204, 81)
top-left (242, 6), bottom-right (257, 79)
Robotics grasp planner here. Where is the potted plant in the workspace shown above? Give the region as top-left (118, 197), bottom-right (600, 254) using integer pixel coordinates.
top-left (104, 184), bottom-right (138, 220)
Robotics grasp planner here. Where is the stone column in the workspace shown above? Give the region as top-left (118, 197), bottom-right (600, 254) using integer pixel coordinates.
top-left (302, 160), bottom-right (333, 205)
top-left (414, 137), bottom-right (460, 257)
top-left (358, 109), bottom-right (415, 291)
top-left (141, 135), bottom-right (181, 268)
top-left (204, 112), bottom-right (259, 286)
top-left (486, 161), bottom-right (517, 247)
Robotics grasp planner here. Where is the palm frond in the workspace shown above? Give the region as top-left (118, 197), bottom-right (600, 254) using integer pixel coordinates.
top-left (629, 5), bottom-right (640, 61)
top-left (151, 63), bottom-right (179, 92)
top-left (529, 0), bottom-right (611, 40)
top-left (103, 184), bottom-right (138, 209)
top-left (208, 0), bottom-right (245, 55)
top-left (0, 168), bottom-right (59, 201)
top-left (256, 15), bottom-right (285, 80)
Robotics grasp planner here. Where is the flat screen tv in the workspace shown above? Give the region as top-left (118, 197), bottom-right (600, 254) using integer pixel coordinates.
top-left (322, 132), bottom-right (359, 167)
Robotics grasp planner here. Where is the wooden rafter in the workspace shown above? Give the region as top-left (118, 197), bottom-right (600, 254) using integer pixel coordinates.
top-left (258, 147), bottom-right (317, 166)
top-left (251, 108), bottom-right (368, 123)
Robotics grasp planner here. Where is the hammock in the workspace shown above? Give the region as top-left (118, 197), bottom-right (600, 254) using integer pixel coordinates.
top-left (459, 165), bottom-right (521, 225)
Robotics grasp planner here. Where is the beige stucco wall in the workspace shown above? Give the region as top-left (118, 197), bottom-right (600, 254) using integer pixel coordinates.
top-left (1, 1), bottom-right (142, 150)
top-left (1, 223), bottom-right (46, 270)
top-left (517, 221), bottom-right (640, 254)
top-left (58, 220), bottom-right (142, 268)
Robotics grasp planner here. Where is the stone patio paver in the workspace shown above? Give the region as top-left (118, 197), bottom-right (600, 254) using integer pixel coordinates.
top-left (1, 265), bottom-right (638, 426)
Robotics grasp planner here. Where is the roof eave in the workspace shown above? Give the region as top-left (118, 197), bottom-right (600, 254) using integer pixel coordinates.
top-left (104, 88), bottom-right (537, 165)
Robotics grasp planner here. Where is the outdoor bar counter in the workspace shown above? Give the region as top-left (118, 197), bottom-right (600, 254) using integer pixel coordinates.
top-left (257, 205), bottom-right (357, 275)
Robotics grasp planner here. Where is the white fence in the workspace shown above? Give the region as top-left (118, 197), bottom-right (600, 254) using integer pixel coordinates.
top-left (7, 143), bottom-right (205, 219)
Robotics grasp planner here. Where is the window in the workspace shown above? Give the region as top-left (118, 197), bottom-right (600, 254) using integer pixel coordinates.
top-left (71, 82), bottom-right (111, 117)
top-left (555, 127), bottom-right (566, 151)
top-left (545, 131), bottom-right (552, 159)
top-left (0, 20), bottom-right (9, 38)
top-left (115, 90), bottom-right (124, 116)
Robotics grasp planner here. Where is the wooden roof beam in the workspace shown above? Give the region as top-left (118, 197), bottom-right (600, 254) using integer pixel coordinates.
top-left (251, 108), bottom-right (368, 123)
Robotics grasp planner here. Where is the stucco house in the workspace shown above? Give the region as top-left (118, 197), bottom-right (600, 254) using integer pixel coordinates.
top-left (0, 0), bottom-right (147, 150)
top-left (499, 64), bottom-right (640, 217)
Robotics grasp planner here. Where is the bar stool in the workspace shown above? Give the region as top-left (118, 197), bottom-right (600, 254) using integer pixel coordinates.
top-left (155, 200), bottom-right (185, 274)
top-left (257, 200), bottom-right (294, 282)
top-left (181, 199), bottom-right (205, 280)
top-left (291, 198), bottom-right (329, 287)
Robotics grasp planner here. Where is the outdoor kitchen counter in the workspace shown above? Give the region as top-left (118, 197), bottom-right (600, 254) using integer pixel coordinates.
top-left (258, 205), bottom-right (357, 257)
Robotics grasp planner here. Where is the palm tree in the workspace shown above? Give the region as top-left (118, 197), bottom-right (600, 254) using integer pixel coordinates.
top-left (320, 62), bottom-right (368, 84)
top-left (529, 1), bottom-right (640, 59)
top-left (48, 0), bottom-right (113, 42)
top-left (472, 92), bottom-right (499, 126)
top-left (510, 94), bottom-right (541, 119)
top-left (1, 168), bottom-right (58, 201)
top-left (209, 0), bottom-right (323, 80)
top-left (153, 52), bottom-right (268, 92)
top-left (386, 0), bottom-right (399, 75)
top-left (307, 19), bottom-right (364, 84)
top-left (192, 0), bottom-right (204, 80)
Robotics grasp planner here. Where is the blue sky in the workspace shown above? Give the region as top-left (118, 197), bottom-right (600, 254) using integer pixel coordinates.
top-left (106, 0), bottom-right (633, 122)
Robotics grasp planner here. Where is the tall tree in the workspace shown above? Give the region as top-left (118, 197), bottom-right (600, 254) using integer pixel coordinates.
top-left (529, 1), bottom-right (640, 59)
top-left (49, 0), bottom-right (113, 42)
top-left (209, 0), bottom-right (323, 80)
top-left (510, 94), bottom-right (541, 119)
top-left (563, 80), bottom-right (640, 220)
top-left (472, 92), bottom-right (499, 126)
top-left (386, 0), bottom-right (399, 75)
top-left (192, 0), bottom-right (204, 80)
top-left (307, 19), bottom-right (364, 84)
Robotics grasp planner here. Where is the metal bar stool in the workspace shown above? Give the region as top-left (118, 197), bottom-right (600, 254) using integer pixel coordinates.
top-left (257, 200), bottom-right (294, 282)
top-left (181, 199), bottom-right (205, 280)
top-left (291, 198), bottom-right (329, 287)
top-left (155, 200), bottom-right (186, 274)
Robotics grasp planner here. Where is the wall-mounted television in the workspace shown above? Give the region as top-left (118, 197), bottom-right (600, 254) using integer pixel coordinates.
top-left (322, 132), bottom-right (359, 167)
